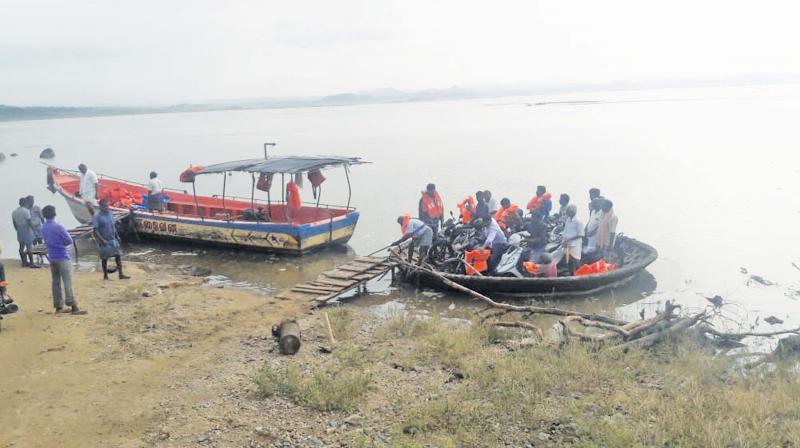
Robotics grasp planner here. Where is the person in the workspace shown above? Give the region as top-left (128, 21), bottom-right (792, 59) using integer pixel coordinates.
top-left (12, 197), bottom-right (37, 268)
top-left (475, 217), bottom-right (508, 273)
top-left (78, 163), bottom-right (99, 204)
top-left (457, 196), bottom-right (476, 223)
top-left (597, 199), bottom-right (618, 255)
top-left (418, 183), bottom-right (444, 231)
top-left (526, 185), bottom-right (553, 217)
top-left (562, 205), bottom-right (584, 275)
top-left (583, 198), bottom-right (603, 261)
top-left (92, 199), bottom-right (130, 280)
top-left (524, 211), bottom-right (548, 257)
top-left (484, 190), bottom-right (499, 215)
top-left (147, 171), bottom-right (164, 211)
top-left (555, 193), bottom-right (570, 221)
top-left (473, 191), bottom-right (491, 221)
top-left (495, 198), bottom-right (521, 234)
top-left (392, 215), bottom-right (434, 265)
top-left (588, 188), bottom-right (603, 214)
top-left (41, 205), bottom-right (86, 314)
top-left (26, 195), bottom-right (44, 244)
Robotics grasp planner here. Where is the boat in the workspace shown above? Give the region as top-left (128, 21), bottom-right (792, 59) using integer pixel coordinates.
top-left (402, 236), bottom-right (658, 298)
top-left (46, 150), bottom-right (367, 254)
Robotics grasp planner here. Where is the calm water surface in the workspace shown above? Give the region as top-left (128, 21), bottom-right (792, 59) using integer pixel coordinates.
top-left (1, 85), bottom-right (798, 333)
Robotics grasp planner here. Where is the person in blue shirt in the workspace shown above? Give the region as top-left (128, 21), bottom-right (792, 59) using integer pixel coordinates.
top-left (92, 199), bottom-right (131, 281)
top-left (41, 205), bottom-right (86, 314)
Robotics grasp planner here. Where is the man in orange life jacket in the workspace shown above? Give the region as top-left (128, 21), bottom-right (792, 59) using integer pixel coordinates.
top-left (526, 185), bottom-right (553, 217)
top-left (495, 198), bottom-right (521, 234)
top-left (418, 183), bottom-right (444, 231)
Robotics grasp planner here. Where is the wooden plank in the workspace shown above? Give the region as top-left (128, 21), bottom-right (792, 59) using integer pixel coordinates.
top-left (292, 285), bottom-right (341, 294)
top-left (314, 278), bottom-right (357, 287)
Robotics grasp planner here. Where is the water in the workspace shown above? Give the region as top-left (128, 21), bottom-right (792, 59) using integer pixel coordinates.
top-left (1, 84), bottom-right (799, 333)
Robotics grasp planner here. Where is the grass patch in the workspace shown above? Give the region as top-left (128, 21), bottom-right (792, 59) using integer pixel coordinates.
top-left (325, 306), bottom-right (358, 340)
top-left (254, 341), bottom-right (376, 412)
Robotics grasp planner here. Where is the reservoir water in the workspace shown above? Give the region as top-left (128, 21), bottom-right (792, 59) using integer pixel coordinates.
top-left (1, 84), bottom-right (798, 332)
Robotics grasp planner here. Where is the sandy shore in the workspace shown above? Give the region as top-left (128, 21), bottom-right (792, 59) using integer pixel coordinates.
top-left (0, 260), bottom-right (308, 448)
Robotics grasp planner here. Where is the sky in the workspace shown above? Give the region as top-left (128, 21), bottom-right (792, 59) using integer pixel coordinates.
top-left (2, 0), bottom-right (800, 106)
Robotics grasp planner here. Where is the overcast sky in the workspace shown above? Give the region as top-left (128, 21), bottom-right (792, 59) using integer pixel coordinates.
top-left (2, 0), bottom-right (799, 106)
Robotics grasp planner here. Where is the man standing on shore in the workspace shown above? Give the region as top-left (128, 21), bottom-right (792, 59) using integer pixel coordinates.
top-left (78, 163), bottom-right (99, 205)
top-left (147, 171), bottom-right (164, 211)
top-left (41, 205), bottom-right (86, 315)
top-left (12, 197), bottom-right (37, 268)
top-left (92, 199), bottom-right (130, 281)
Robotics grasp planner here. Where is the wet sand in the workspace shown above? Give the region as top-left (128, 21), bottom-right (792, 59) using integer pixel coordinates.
top-left (0, 260), bottom-right (305, 448)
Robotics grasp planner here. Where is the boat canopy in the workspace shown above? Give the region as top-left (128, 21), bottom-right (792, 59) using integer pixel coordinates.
top-left (197, 156), bottom-right (367, 175)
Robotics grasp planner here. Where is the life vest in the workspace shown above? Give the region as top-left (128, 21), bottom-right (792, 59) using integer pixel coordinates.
top-left (256, 173), bottom-right (273, 192)
top-left (286, 182), bottom-right (302, 209)
top-left (307, 170), bottom-right (326, 199)
top-left (103, 186), bottom-right (137, 209)
top-left (523, 261), bottom-right (539, 275)
top-left (179, 166), bottom-right (205, 183)
top-left (526, 192), bottom-right (552, 212)
top-left (495, 204), bottom-right (519, 230)
top-left (457, 196), bottom-right (476, 223)
top-left (401, 213), bottom-right (411, 235)
top-left (465, 249), bottom-right (491, 275)
top-left (421, 191), bottom-right (444, 219)
top-left (575, 259), bottom-right (616, 276)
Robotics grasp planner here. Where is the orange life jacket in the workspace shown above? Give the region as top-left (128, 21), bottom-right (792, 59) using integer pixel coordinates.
top-left (286, 182), bottom-right (302, 209)
top-left (523, 261), bottom-right (539, 275)
top-left (103, 186), bottom-right (136, 209)
top-left (465, 249), bottom-right (491, 275)
top-left (526, 192), bottom-right (552, 212)
top-left (401, 213), bottom-right (411, 235)
top-left (421, 191), bottom-right (444, 219)
top-left (495, 204), bottom-right (520, 230)
top-left (575, 259), bottom-right (616, 276)
top-left (179, 165), bottom-right (205, 183)
top-left (457, 196), bottom-right (476, 223)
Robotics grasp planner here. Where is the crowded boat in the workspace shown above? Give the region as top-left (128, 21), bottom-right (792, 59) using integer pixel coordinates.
top-left (393, 184), bottom-right (621, 279)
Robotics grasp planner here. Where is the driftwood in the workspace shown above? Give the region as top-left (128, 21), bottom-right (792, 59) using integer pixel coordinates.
top-left (273, 320), bottom-right (302, 355)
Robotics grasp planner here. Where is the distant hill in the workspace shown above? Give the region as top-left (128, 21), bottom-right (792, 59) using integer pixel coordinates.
top-left (3, 73), bottom-right (799, 122)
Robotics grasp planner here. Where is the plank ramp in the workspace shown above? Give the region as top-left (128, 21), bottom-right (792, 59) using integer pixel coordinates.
top-left (275, 256), bottom-right (395, 307)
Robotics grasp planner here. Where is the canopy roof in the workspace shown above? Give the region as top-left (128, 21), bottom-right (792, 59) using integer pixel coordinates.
top-left (197, 156), bottom-right (367, 175)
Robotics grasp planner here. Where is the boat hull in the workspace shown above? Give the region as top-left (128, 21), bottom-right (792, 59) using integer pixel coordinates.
top-left (407, 237), bottom-right (658, 298)
top-left (54, 174), bottom-right (359, 255)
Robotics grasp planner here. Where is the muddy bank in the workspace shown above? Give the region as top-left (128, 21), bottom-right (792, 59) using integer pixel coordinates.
top-left (2, 258), bottom-right (799, 448)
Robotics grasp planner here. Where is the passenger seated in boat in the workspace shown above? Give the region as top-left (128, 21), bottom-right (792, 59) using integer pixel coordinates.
top-left (474, 217), bottom-right (507, 273)
top-left (535, 253), bottom-right (557, 278)
top-left (597, 199), bottom-right (618, 256)
top-left (392, 216), bottom-right (433, 265)
top-left (240, 207), bottom-right (269, 222)
top-left (561, 205), bottom-right (584, 275)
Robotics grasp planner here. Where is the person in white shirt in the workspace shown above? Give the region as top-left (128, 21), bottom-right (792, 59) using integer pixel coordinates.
top-left (484, 190), bottom-right (499, 215)
top-left (78, 164), bottom-right (98, 204)
top-left (147, 171), bottom-right (164, 211)
top-left (562, 205), bottom-right (584, 275)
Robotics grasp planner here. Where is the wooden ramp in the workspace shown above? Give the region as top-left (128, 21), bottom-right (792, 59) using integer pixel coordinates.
top-left (32, 211), bottom-right (131, 256)
top-left (275, 256), bottom-right (396, 307)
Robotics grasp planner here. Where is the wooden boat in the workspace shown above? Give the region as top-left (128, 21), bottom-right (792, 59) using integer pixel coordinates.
top-left (406, 236), bottom-right (658, 297)
top-left (46, 153), bottom-right (367, 254)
